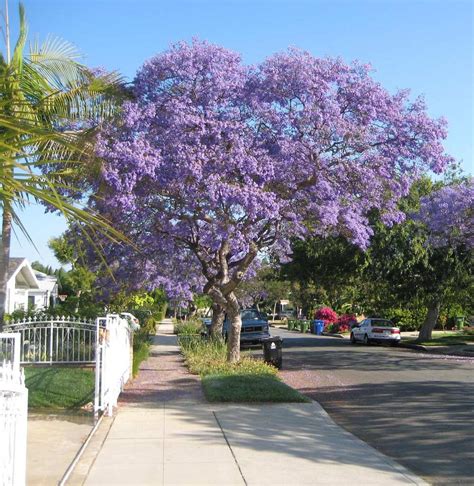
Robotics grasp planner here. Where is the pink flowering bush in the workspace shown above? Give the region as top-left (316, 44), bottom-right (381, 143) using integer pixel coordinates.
top-left (314, 307), bottom-right (338, 327)
top-left (336, 314), bottom-right (358, 333)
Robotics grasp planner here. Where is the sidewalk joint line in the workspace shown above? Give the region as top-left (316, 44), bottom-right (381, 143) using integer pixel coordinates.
top-left (162, 400), bottom-right (166, 485)
top-left (213, 411), bottom-right (247, 486)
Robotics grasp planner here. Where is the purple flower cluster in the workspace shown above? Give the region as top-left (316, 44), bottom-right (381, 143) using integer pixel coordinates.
top-left (95, 40), bottom-right (452, 300)
top-left (417, 179), bottom-right (473, 248)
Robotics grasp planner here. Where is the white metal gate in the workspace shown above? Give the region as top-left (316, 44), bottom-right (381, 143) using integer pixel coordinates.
top-left (3, 314), bottom-right (133, 419)
top-left (4, 316), bottom-right (99, 364)
top-left (0, 333), bottom-right (28, 486)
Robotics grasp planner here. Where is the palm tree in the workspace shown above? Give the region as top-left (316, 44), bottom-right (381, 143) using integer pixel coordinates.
top-left (0, 2), bottom-right (128, 328)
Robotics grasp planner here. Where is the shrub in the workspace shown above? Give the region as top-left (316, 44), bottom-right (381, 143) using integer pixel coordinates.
top-left (314, 307), bottom-right (338, 327)
top-left (325, 323), bottom-right (338, 333)
top-left (388, 308), bottom-right (425, 331)
top-left (335, 314), bottom-right (357, 332)
top-left (132, 331), bottom-right (151, 376)
top-left (175, 318), bottom-right (204, 335)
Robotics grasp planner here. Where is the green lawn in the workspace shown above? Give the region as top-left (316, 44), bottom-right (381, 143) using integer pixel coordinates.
top-left (25, 366), bottom-right (94, 409)
top-left (202, 373), bottom-right (309, 403)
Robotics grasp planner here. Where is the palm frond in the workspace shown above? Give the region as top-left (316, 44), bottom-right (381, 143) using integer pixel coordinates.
top-left (11, 3), bottom-right (27, 73)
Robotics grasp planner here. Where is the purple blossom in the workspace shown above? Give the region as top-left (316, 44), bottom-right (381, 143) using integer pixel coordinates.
top-left (95, 40), bottom-right (452, 305)
top-left (416, 179), bottom-right (474, 248)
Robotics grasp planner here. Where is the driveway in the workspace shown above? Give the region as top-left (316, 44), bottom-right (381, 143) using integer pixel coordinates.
top-left (267, 328), bottom-right (474, 485)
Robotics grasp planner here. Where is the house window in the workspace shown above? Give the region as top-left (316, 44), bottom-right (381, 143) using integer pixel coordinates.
top-left (28, 295), bottom-right (35, 308)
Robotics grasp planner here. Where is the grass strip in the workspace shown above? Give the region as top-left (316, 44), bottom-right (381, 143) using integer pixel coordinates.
top-left (25, 366), bottom-right (94, 409)
top-left (180, 337), bottom-right (308, 403)
top-left (202, 373), bottom-right (310, 403)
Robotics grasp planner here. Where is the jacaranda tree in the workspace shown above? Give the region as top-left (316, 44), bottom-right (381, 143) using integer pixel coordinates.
top-left (96, 41), bottom-right (451, 362)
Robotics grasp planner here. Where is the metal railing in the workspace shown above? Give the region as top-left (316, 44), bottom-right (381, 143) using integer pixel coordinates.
top-left (0, 334), bottom-right (28, 486)
top-left (4, 316), bottom-right (101, 364)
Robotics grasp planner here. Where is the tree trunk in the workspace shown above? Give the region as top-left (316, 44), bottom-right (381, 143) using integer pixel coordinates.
top-left (209, 302), bottom-right (225, 337)
top-left (226, 292), bottom-right (242, 363)
top-left (188, 300), bottom-right (197, 318)
top-left (0, 208), bottom-right (13, 330)
top-left (417, 301), bottom-right (441, 342)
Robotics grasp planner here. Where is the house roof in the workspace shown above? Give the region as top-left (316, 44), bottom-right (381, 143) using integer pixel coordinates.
top-left (34, 269), bottom-right (57, 281)
top-left (8, 258), bottom-right (39, 289)
top-left (8, 257), bottom-right (27, 280)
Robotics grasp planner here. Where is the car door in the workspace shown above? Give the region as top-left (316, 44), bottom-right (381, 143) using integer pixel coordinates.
top-left (353, 320), bottom-right (365, 339)
top-left (364, 319), bottom-right (373, 338)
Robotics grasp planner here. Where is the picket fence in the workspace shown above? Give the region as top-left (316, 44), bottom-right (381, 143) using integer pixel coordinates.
top-left (0, 333), bottom-right (28, 486)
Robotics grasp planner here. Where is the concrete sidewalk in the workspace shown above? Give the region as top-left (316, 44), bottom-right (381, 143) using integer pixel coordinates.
top-left (68, 320), bottom-right (427, 485)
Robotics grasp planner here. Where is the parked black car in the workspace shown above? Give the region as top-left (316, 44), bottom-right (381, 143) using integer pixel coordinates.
top-left (203, 309), bottom-right (270, 346)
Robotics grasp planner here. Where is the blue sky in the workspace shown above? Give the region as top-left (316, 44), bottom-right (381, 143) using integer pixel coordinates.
top-left (5, 0), bottom-right (474, 267)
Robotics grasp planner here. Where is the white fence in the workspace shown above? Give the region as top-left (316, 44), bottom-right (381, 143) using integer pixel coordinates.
top-left (3, 316), bottom-right (99, 364)
top-left (2, 314), bottom-right (133, 417)
top-left (94, 314), bottom-right (132, 416)
top-left (0, 334), bottom-right (28, 486)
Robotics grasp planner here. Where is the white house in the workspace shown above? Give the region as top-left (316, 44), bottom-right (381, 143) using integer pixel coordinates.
top-left (6, 258), bottom-right (58, 314)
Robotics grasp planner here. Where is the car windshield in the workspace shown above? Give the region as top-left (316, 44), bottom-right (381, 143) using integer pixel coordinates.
top-left (241, 310), bottom-right (261, 320)
top-left (372, 320), bottom-right (394, 327)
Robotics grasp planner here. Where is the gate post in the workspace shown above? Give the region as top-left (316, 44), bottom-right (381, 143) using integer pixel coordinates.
top-left (94, 317), bottom-right (101, 419)
top-left (49, 320), bottom-right (54, 365)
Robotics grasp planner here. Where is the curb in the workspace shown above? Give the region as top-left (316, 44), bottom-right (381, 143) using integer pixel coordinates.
top-left (399, 342), bottom-right (474, 358)
top-left (399, 342), bottom-right (427, 352)
top-left (277, 328), bottom-right (346, 338)
top-left (58, 412), bottom-right (107, 486)
top-left (321, 332), bottom-right (345, 339)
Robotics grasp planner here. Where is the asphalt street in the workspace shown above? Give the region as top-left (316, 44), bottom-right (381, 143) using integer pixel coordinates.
top-left (264, 328), bottom-right (474, 485)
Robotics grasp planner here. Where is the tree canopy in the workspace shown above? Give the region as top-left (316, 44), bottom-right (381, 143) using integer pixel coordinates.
top-left (94, 40), bottom-right (451, 361)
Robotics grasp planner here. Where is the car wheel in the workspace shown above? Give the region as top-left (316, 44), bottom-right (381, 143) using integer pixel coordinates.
top-left (350, 333), bottom-right (356, 344)
top-left (391, 341), bottom-right (399, 347)
top-left (363, 334), bottom-right (370, 345)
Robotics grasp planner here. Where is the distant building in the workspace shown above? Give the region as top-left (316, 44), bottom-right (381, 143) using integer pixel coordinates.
top-left (6, 258), bottom-right (58, 313)
top-left (31, 269), bottom-right (59, 310)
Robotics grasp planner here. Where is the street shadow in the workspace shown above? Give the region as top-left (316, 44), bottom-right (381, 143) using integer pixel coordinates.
top-left (296, 380), bottom-right (474, 485)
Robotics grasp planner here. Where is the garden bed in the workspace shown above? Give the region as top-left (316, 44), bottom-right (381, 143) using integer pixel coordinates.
top-left (178, 336), bottom-right (308, 403)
